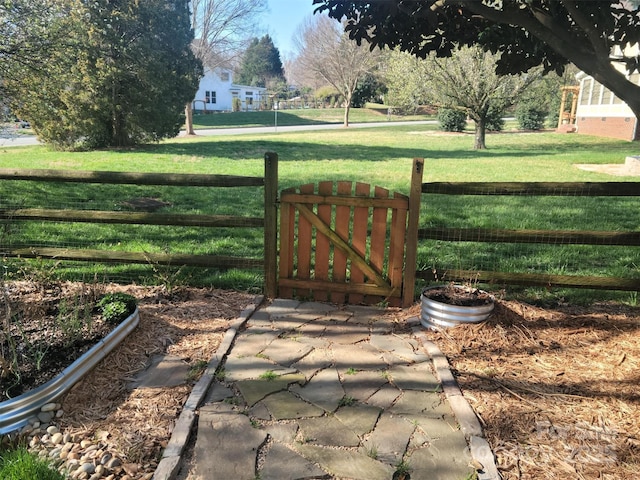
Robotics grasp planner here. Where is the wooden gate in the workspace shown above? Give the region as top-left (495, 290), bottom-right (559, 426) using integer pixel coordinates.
top-left (278, 159), bottom-right (423, 306)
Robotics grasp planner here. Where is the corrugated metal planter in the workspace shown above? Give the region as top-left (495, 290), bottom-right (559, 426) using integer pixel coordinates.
top-left (421, 285), bottom-right (494, 329)
top-left (0, 307), bottom-right (140, 434)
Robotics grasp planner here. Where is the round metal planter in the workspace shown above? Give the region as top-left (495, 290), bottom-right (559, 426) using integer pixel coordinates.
top-left (420, 285), bottom-right (494, 329)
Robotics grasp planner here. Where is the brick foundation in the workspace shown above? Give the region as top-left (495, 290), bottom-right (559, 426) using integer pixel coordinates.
top-left (576, 116), bottom-right (639, 141)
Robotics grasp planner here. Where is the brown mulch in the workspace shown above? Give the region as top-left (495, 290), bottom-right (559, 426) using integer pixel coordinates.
top-left (58, 285), bottom-right (256, 473)
top-left (7, 282), bottom-right (639, 479)
top-left (407, 299), bottom-right (640, 479)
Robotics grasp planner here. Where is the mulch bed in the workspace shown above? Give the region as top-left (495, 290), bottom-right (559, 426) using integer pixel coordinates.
top-left (4, 281), bottom-right (639, 479)
top-left (411, 299), bottom-right (640, 479)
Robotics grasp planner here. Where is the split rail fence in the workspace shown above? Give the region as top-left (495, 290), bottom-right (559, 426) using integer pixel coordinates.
top-left (0, 154), bottom-right (638, 305)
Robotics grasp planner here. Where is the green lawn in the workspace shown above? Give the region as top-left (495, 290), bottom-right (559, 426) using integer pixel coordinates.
top-left (0, 124), bottom-right (638, 303)
top-left (189, 104), bottom-right (434, 129)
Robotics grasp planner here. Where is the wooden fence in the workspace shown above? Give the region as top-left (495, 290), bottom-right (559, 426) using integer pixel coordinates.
top-left (0, 153), bottom-right (279, 298)
top-left (417, 180), bottom-right (640, 291)
top-left (1, 154), bottom-right (638, 302)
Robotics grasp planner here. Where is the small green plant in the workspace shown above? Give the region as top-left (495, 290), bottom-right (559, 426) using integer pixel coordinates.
top-left (259, 370), bottom-right (278, 381)
top-left (187, 360), bottom-right (209, 382)
top-left (0, 446), bottom-right (65, 479)
top-left (96, 293), bottom-right (137, 324)
top-left (394, 459), bottom-right (411, 478)
top-left (365, 444), bottom-right (378, 459)
top-left (345, 368), bottom-right (357, 375)
top-left (338, 395), bottom-right (356, 407)
top-left (215, 368), bottom-right (226, 381)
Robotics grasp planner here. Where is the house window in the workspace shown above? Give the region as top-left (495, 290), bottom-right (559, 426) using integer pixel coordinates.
top-left (580, 78), bottom-right (592, 105)
top-left (246, 91), bottom-right (253, 106)
top-left (220, 71), bottom-right (230, 82)
top-left (205, 91), bottom-right (216, 104)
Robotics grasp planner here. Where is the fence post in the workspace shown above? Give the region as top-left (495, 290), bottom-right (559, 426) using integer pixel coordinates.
top-left (264, 152), bottom-right (279, 299)
top-left (403, 158), bottom-right (424, 307)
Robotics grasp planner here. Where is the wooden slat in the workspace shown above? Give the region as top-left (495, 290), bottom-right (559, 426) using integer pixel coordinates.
top-left (296, 184), bottom-right (315, 299)
top-left (313, 182), bottom-right (333, 301)
top-left (278, 187), bottom-right (296, 299)
top-left (418, 268), bottom-right (640, 291)
top-left (279, 278), bottom-right (399, 297)
top-left (349, 183), bottom-right (370, 304)
top-left (4, 247), bottom-right (263, 268)
top-left (0, 168), bottom-right (264, 187)
top-left (332, 182), bottom-right (352, 303)
top-left (403, 158), bottom-right (424, 306)
top-left (281, 193), bottom-right (407, 209)
top-left (368, 186), bottom-right (389, 305)
top-left (0, 209), bottom-right (263, 227)
top-left (422, 181), bottom-right (640, 196)
top-left (419, 227), bottom-right (640, 246)
top-left (263, 152), bottom-right (279, 299)
top-left (388, 191), bottom-right (407, 307)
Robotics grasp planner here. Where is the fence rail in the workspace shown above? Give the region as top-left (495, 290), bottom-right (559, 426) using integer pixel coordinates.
top-left (418, 180), bottom-right (640, 292)
top-left (0, 155), bottom-right (279, 298)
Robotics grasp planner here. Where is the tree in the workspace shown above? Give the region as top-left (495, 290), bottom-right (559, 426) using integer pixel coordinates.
top-left (386, 47), bottom-right (541, 149)
top-left (4, 0), bottom-right (201, 149)
top-left (293, 15), bottom-right (381, 126)
top-left (186, 0), bottom-right (266, 134)
top-left (0, 0), bottom-right (65, 74)
top-left (235, 35), bottom-right (285, 87)
top-left (314, 0), bottom-right (640, 125)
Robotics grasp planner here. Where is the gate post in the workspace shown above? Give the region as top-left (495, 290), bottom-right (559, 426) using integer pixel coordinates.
top-left (403, 158), bottom-right (424, 306)
top-left (264, 152), bottom-right (279, 299)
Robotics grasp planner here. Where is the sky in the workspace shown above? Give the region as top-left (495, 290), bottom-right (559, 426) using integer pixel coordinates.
top-left (263, 0), bottom-right (319, 59)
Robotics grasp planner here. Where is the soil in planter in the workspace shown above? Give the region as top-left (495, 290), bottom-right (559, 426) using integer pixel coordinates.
top-left (424, 285), bottom-right (494, 307)
top-left (0, 282), bottom-right (121, 399)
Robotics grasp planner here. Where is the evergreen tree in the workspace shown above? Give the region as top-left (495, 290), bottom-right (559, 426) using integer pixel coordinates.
top-left (235, 35), bottom-right (285, 87)
top-left (5, 0), bottom-right (201, 149)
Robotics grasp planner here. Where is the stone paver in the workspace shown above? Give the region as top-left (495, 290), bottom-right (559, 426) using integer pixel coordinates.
top-left (167, 300), bottom-right (500, 480)
top-left (260, 443), bottom-right (327, 480)
top-left (192, 404), bottom-right (267, 480)
top-left (290, 367), bottom-right (344, 412)
top-left (261, 391), bottom-right (325, 420)
top-left (298, 416), bottom-right (361, 446)
top-left (294, 444), bottom-right (395, 480)
top-left (362, 412), bottom-right (416, 464)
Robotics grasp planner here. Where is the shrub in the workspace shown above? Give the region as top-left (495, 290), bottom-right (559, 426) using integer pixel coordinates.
top-left (516, 101), bottom-right (548, 130)
top-left (437, 108), bottom-right (467, 132)
top-left (97, 293), bottom-right (137, 324)
top-left (485, 105), bottom-right (505, 132)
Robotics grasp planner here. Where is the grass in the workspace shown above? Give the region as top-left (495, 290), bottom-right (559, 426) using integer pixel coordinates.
top-left (0, 446), bottom-right (64, 480)
top-left (0, 115), bottom-right (639, 303)
top-left (189, 104), bottom-right (433, 129)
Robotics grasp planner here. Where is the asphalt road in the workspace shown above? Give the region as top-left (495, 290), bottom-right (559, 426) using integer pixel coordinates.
top-left (0, 120), bottom-right (436, 148)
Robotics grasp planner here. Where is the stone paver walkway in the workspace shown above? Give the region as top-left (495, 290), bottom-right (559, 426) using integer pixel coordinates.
top-left (155, 298), bottom-right (500, 480)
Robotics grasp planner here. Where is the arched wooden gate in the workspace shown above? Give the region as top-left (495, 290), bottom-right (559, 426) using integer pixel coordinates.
top-left (277, 159), bottom-right (423, 307)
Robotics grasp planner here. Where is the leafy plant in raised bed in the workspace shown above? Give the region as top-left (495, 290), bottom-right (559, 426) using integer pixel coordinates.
top-left (96, 292), bottom-right (137, 324)
top-left (0, 284), bottom-right (137, 399)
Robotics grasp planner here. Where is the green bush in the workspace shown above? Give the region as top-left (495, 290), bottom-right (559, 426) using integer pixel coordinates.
top-left (97, 293), bottom-right (137, 324)
top-left (437, 108), bottom-right (467, 132)
top-left (486, 105), bottom-right (505, 132)
top-left (516, 101), bottom-right (548, 130)
top-left (0, 447), bottom-right (64, 480)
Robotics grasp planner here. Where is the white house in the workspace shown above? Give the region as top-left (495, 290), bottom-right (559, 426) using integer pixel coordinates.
top-left (571, 44), bottom-right (640, 141)
top-left (192, 67), bottom-right (267, 113)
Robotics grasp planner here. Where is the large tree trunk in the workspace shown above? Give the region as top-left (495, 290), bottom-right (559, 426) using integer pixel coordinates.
top-left (473, 117), bottom-right (487, 150)
top-left (184, 103), bottom-right (196, 136)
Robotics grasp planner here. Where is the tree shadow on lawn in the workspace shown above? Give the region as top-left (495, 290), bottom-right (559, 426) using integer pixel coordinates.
top-left (151, 139), bottom-right (567, 162)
